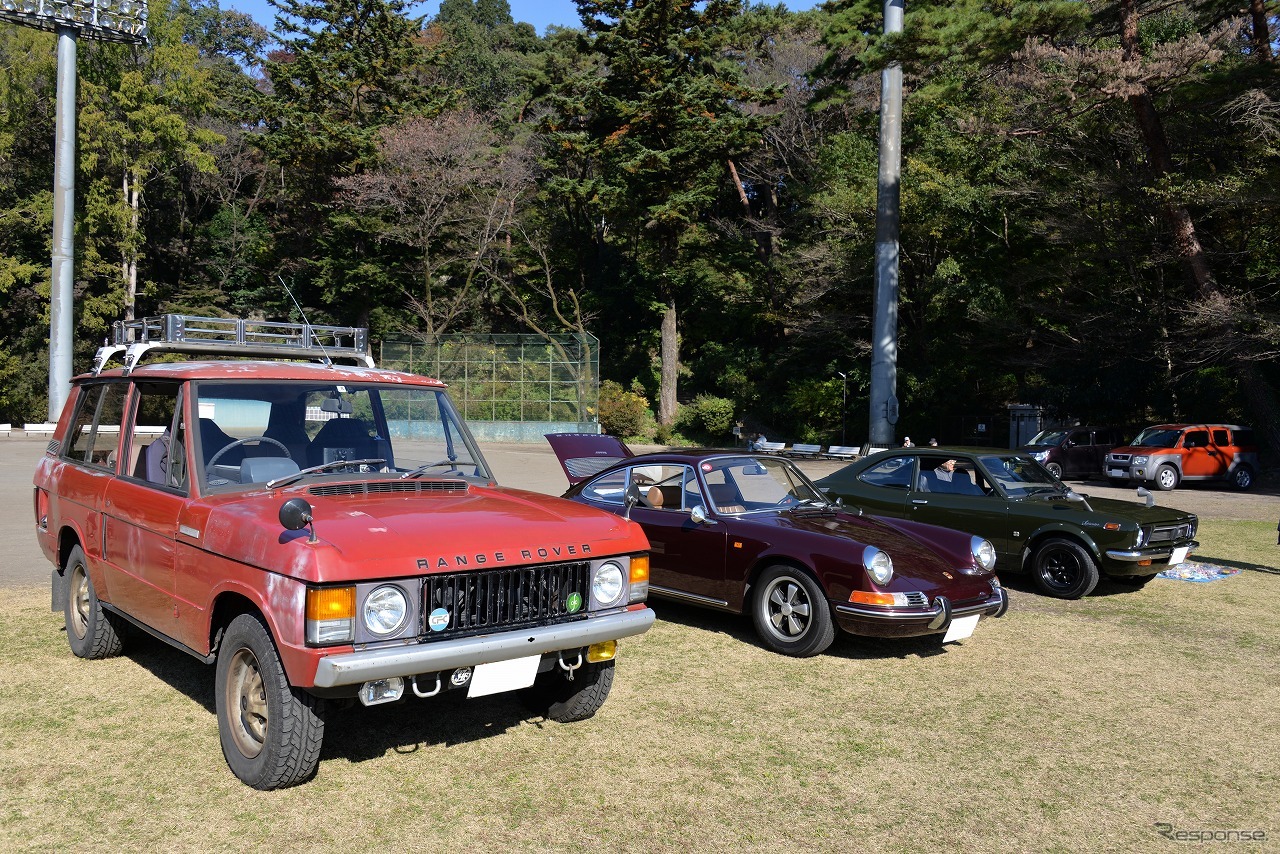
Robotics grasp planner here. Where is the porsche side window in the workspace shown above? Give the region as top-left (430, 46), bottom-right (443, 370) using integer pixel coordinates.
top-left (858, 456), bottom-right (915, 490)
top-left (632, 464), bottom-right (693, 511)
top-left (582, 470), bottom-right (627, 505)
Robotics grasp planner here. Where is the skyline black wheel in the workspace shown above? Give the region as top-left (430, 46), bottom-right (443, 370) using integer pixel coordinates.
top-left (521, 659), bottom-right (615, 723)
top-left (751, 565), bottom-right (835, 657)
top-left (1031, 537), bottom-right (1100, 599)
top-left (215, 613), bottom-right (324, 790)
top-left (63, 545), bottom-right (123, 660)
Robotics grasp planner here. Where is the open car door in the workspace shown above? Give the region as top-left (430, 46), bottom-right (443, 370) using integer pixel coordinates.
top-left (545, 433), bottom-right (633, 485)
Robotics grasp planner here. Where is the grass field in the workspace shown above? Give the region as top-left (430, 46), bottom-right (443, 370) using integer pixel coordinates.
top-left (2, 520), bottom-right (1278, 852)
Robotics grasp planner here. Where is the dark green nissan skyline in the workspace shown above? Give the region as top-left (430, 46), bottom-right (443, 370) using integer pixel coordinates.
top-left (813, 448), bottom-right (1199, 599)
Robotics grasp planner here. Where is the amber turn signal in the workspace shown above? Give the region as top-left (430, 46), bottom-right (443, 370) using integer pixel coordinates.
top-left (849, 590), bottom-right (898, 606)
top-left (306, 586), bottom-right (355, 621)
top-left (630, 555), bottom-right (650, 583)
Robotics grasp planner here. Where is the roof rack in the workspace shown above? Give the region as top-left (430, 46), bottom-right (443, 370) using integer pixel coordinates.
top-left (92, 314), bottom-right (375, 375)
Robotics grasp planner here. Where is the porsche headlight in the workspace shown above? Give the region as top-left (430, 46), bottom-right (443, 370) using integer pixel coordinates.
top-left (863, 546), bottom-right (894, 586)
top-left (971, 536), bottom-right (997, 571)
top-left (592, 561), bottom-right (626, 608)
top-left (363, 585), bottom-right (409, 636)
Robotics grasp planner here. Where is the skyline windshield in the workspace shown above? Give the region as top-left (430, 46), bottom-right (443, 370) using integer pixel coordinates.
top-left (977, 455), bottom-right (1062, 497)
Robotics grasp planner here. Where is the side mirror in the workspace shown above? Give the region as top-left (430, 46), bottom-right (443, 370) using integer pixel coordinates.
top-left (690, 505), bottom-right (715, 525)
top-left (279, 497), bottom-right (317, 542)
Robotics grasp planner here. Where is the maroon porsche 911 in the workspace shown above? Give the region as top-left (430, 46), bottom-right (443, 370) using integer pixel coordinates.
top-left (547, 434), bottom-right (1009, 657)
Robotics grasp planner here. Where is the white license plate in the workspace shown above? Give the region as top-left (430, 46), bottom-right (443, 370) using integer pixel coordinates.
top-left (1108, 469), bottom-right (1125, 478)
top-left (1168, 546), bottom-right (1190, 566)
top-left (943, 614), bottom-right (980, 643)
top-left (467, 654), bottom-right (541, 698)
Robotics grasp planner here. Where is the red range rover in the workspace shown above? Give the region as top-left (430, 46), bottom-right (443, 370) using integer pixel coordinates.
top-left (34, 316), bottom-right (652, 789)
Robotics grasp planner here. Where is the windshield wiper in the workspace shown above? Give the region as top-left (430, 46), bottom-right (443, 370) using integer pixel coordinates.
top-left (266, 458), bottom-right (386, 489)
top-left (400, 460), bottom-right (462, 479)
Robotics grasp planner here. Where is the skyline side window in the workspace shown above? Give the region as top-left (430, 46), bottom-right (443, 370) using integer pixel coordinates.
top-left (857, 456), bottom-right (915, 490)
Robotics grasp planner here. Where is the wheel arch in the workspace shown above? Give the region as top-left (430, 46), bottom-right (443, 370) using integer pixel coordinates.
top-left (1021, 525), bottom-right (1102, 569)
top-left (745, 554), bottom-right (826, 601)
top-left (208, 590), bottom-right (268, 658)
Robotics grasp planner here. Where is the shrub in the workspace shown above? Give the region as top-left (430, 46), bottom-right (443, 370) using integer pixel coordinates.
top-left (599, 380), bottom-right (654, 440)
top-left (675, 394), bottom-right (735, 442)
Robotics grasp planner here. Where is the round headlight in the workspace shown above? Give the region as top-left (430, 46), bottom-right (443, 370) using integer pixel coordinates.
top-left (971, 536), bottom-right (997, 571)
top-left (1135, 526), bottom-right (1149, 548)
top-left (862, 546), bottom-right (894, 586)
top-left (592, 561), bottom-right (626, 608)
top-left (363, 585), bottom-right (409, 636)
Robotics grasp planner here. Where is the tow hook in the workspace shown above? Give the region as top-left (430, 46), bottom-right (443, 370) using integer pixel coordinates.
top-left (412, 673), bottom-right (442, 698)
top-left (928, 596), bottom-right (953, 631)
top-left (558, 650), bottom-right (584, 681)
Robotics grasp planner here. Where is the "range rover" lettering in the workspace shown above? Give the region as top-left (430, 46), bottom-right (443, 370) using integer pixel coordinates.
top-left (417, 543), bottom-right (593, 570)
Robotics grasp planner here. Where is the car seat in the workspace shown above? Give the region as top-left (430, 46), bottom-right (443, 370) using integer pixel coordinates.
top-left (308, 417), bottom-right (387, 468)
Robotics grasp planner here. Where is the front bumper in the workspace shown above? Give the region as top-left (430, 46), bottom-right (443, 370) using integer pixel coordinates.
top-left (832, 587), bottom-right (1008, 639)
top-left (1105, 540), bottom-right (1198, 565)
top-left (311, 607), bottom-right (655, 688)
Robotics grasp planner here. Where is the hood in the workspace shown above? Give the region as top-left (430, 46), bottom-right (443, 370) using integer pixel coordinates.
top-left (189, 481), bottom-right (648, 584)
top-left (545, 432), bottom-right (634, 485)
top-left (749, 509), bottom-right (988, 594)
top-left (1073, 494), bottom-right (1195, 524)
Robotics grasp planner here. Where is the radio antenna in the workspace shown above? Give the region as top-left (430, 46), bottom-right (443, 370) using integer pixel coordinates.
top-left (278, 276), bottom-right (333, 368)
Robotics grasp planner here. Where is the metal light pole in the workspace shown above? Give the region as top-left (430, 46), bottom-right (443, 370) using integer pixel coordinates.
top-left (836, 371), bottom-right (848, 445)
top-left (868, 0), bottom-right (904, 446)
top-left (0, 0), bottom-right (149, 421)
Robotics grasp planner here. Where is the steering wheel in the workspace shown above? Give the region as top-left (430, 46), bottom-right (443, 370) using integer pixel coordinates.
top-left (207, 435), bottom-right (290, 468)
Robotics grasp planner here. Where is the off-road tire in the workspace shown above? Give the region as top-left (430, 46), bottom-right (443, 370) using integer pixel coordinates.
top-left (215, 613), bottom-right (324, 790)
top-left (751, 565), bottom-right (836, 657)
top-left (1031, 537), bottom-right (1100, 599)
top-left (522, 659), bottom-right (615, 723)
top-left (1154, 465), bottom-right (1179, 492)
top-left (63, 545), bottom-right (123, 659)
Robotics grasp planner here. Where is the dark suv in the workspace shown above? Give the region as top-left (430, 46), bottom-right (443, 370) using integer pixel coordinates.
top-left (1021, 426), bottom-right (1126, 480)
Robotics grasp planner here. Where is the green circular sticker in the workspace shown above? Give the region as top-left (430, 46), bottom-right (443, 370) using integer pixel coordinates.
top-left (566, 592), bottom-right (583, 613)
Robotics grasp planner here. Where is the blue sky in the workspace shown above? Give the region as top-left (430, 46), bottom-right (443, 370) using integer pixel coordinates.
top-left (225, 0), bottom-right (821, 37)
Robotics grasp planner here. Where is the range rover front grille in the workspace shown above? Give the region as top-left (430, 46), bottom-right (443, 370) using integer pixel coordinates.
top-left (423, 561), bottom-right (590, 638)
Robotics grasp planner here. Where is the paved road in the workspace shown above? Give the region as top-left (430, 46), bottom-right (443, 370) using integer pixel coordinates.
top-left (4, 437), bottom-right (1274, 588)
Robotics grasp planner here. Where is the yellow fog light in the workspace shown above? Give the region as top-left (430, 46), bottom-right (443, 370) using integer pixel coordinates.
top-left (587, 640), bottom-right (617, 663)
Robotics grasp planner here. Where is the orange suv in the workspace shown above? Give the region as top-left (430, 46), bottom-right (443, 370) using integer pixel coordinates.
top-left (1105, 424), bottom-right (1258, 491)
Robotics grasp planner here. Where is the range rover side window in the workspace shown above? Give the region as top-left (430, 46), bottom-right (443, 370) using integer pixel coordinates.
top-left (124, 383), bottom-right (187, 491)
top-left (62, 382), bottom-right (128, 471)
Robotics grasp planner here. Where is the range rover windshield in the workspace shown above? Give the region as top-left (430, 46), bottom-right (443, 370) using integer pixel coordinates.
top-left (192, 381), bottom-right (492, 490)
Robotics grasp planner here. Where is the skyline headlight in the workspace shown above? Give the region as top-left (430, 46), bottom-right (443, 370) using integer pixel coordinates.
top-left (592, 561), bottom-right (626, 608)
top-left (1135, 526), bottom-right (1149, 548)
top-left (363, 585), bottom-right (409, 636)
top-left (863, 546), bottom-right (894, 586)
top-left (1132, 455), bottom-right (1149, 465)
top-left (971, 536), bottom-right (997, 571)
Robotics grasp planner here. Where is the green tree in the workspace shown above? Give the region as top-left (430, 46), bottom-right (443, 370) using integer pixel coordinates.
top-left (544, 0), bottom-right (778, 425)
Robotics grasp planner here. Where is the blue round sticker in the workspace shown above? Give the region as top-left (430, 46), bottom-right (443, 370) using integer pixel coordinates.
top-left (428, 607), bottom-right (451, 632)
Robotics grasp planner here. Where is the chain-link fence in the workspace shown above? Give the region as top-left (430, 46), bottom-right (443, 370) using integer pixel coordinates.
top-left (378, 334), bottom-right (599, 429)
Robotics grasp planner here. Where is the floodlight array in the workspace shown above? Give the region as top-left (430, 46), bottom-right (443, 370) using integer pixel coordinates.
top-left (0, 0), bottom-right (148, 44)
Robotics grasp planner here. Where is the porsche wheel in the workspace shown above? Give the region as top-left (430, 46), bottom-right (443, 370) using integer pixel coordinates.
top-left (751, 566), bottom-right (835, 657)
top-left (1031, 537), bottom-right (1100, 599)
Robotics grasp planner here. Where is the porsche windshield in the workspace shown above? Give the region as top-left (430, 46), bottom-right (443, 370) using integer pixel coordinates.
top-left (700, 455), bottom-right (827, 513)
top-left (192, 381), bottom-right (491, 490)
